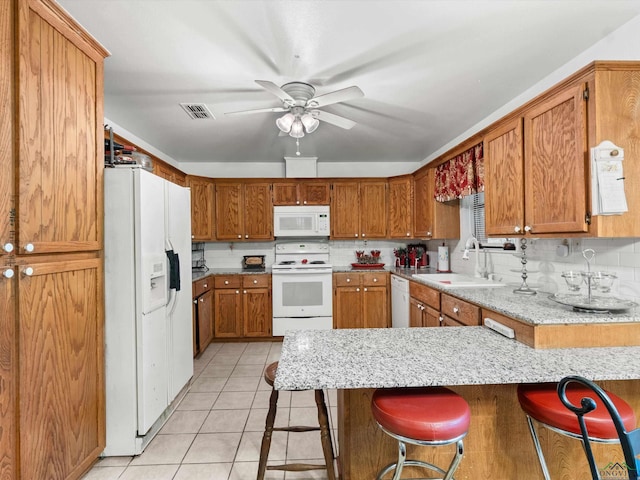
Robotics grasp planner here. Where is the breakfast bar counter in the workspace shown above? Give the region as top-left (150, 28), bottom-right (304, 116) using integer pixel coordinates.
top-left (276, 328), bottom-right (640, 480)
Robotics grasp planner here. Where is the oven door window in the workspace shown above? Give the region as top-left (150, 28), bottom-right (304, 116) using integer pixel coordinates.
top-left (273, 272), bottom-right (332, 318)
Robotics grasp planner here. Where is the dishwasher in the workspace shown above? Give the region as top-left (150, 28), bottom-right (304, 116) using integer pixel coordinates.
top-left (391, 275), bottom-right (410, 328)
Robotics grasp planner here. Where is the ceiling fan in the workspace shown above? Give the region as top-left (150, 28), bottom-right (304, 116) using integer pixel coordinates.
top-left (225, 80), bottom-right (364, 137)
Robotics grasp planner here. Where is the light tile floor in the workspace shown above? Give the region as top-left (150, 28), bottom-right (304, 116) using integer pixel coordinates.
top-left (82, 341), bottom-right (338, 480)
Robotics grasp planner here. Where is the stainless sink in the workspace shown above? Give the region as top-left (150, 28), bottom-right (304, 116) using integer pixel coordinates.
top-left (411, 273), bottom-right (506, 289)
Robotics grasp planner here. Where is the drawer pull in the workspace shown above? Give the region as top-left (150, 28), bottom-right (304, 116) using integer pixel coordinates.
top-left (24, 243), bottom-right (35, 253)
top-left (224, 280), bottom-right (229, 285)
top-left (453, 307), bottom-right (460, 314)
top-left (203, 283), bottom-right (208, 288)
top-left (3, 268), bottom-right (14, 279)
top-left (373, 278), bottom-right (378, 283)
top-left (253, 279), bottom-right (258, 284)
top-left (346, 278), bottom-right (351, 283)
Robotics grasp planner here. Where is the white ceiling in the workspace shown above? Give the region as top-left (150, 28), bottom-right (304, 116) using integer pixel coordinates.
top-left (58, 0), bottom-right (640, 165)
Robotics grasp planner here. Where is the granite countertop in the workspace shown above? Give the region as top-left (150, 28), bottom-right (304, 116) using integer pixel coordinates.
top-left (274, 327), bottom-right (640, 391)
top-left (192, 267), bottom-right (271, 282)
top-left (390, 269), bottom-right (639, 326)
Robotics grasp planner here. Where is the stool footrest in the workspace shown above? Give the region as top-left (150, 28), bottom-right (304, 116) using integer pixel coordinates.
top-left (267, 463), bottom-right (330, 472)
top-left (273, 426), bottom-right (321, 433)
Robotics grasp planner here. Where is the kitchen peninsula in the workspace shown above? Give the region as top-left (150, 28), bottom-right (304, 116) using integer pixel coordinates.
top-left (275, 328), bottom-right (640, 480)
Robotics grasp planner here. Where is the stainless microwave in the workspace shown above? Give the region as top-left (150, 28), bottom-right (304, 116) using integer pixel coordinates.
top-left (273, 205), bottom-right (330, 237)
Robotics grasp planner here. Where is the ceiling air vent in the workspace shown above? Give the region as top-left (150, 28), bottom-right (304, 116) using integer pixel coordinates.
top-left (180, 103), bottom-right (215, 120)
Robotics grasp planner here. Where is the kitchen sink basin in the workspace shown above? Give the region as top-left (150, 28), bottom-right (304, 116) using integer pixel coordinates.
top-left (411, 273), bottom-right (506, 288)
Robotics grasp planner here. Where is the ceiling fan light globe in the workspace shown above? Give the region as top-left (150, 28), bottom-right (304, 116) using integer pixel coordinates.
top-left (289, 119), bottom-right (305, 138)
top-left (276, 113), bottom-right (295, 133)
top-left (301, 113), bottom-right (320, 133)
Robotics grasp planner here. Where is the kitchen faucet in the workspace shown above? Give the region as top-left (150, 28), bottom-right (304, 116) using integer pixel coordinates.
top-left (462, 235), bottom-right (487, 278)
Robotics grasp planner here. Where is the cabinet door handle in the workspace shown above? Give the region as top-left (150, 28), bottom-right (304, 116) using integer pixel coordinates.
top-left (364, 287), bottom-right (368, 292)
top-left (426, 231), bottom-right (432, 237)
top-left (514, 226), bottom-right (521, 233)
top-left (243, 290), bottom-right (247, 294)
top-left (203, 283), bottom-right (208, 288)
top-left (235, 290), bottom-right (240, 294)
top-left (199, 298), bottom-right (204, 303)
top-left (237, 234), bottom-right (242, 239)
top-left (524, 225), bottom-right (532, 233)
top-left (3, 268), bottom-right (14, 279)
top-left (191, 234), bottom-right (195, 239)
top-left (303, 200), bottom-right (307, 205)
top-left (193, 299), bottom-right (198, 305)
top-left (362, 233), bottom-right (366, 237)
top-left (354, 234), bottom-right (358, 238)
top-left (356, 288), bottom-right (360, 292)
top-left (453, 307), bottom-right (460, 314)
top-left (296, 200), bottom-right (300, 205)
top-left (245, 234), bottom-right (249, 238)
top-left (24, 243), bottom-right (35, 253)
top-left (406, 233), bottom-right (410, 237)
top-left (23, 267), bottom-right (34, 276)
top-left (3, 243), bottom-right (14, 253)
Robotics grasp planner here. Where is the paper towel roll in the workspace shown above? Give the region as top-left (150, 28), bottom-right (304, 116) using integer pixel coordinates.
top-left (437, 246), bottom-right (449, 272)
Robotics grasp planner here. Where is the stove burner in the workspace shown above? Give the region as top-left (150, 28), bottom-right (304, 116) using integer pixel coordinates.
top-left (279, 260), bottom-right (296, 265)
top-left (310, 260), bottom-right (326, 264)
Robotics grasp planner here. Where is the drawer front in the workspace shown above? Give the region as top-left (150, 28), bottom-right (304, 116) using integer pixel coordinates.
top-left (193, 277), bottom-right (213, 296)
top-left (482, 308), bottom-right (535, 347)
top-left (214, 275), bottom-right (242, 289)
top-left (362, 271), bottom-right (388, 287)
top-left (242, 274), bottom-right (271, 288)
top-left (441, 294), bottom-right (481, 326)
top-left (441, 315), bottom-right (466, 327)
top-left (409, 281), bottom-right (440, 310)
top-left (334, 272), bottom-right (361, 287)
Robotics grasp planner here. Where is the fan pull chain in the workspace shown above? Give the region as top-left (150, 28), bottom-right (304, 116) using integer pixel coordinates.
top-left (296, 138), bottom-right (301, 156)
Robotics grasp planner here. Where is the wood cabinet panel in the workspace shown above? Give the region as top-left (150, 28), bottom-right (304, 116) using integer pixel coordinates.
top-left (524, 83), bottom-right (588, 234)
top-left (359, 182), bottom-right (387, 238)
top-left (193, 276), bottom-right (213, 297)
top-left (215, 183), bottom-right (243, 240)
top-left (362, 272), bottom-right (388, 287)
top-left (424, 305), bottom-right (441, 327)
top-left (409, 297), bottom-right (424, 327)
top-left (0, 0), bottom-right (13, 259)
top-left (187, 176), bottom-right (215, 241)
top-left (331, 183), bottom-right (360, 238)
top-left (196, 289), bottom-right (214, 351)
top-left (413, 168), bottom-right (459, 240)
top-left (243, 287), bottom-right (271, 337)
top-left (0, 260), bottom-right (16, 479)
top-left (154, 160), bottom-right (186, 186)
top-left (388, 176), bottom-right (413, 238)
top-left (19, 10), bottom-right (102, 255)
top-left (214, 275), bottom-right (241, 289)
top-left (244, 183), bottom-right (272, 240)
top-left (302, 182), bottom-right (330, 205)
top-left (18, 257), bottom-right (104, 480)
top-left (484, 118), bottom-right (525, 236)
top-left (214, 288), bottom-right (243, 338)
top-left (334, 287), bottom-right (362, 329)
top-left (440, 293), bottom-right (481, 326)
top-left (363, 286), bottom-right (388, 328)
top-left (409, 281), bottom-right (440, 310)
top-left (273, 181), bottom-right (330, 205)
top-left (242, 275), bottom-right (270, 288)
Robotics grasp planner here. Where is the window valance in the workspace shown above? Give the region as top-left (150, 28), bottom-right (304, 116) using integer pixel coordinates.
top-left (435, 142), bottom-right (484, 202)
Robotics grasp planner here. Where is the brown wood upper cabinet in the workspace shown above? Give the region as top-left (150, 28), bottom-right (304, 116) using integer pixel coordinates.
top-left (485, 84), bottom-right (588, 236)
top-left (3, 1), bottom-right (109, 478)
top-left (272, 180), bottom-right (330, 205)
top-left (187, 175), bottom-right (215, 241)
top-left (331, 181), bottom-right (388, 239)
top-left (388, 176), bottom-right (413, 238)
top-left (413, 168), bottom-right (460, 240)
top-left (153, 159), bottom-right (187, 186)
top-left (215, 182), bottom-right (273, 240)
top-left (485, 63), bottom-right (640, 238)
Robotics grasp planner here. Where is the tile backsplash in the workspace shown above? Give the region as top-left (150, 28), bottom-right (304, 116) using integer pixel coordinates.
top-left (196, 237), bottom-right (640, 303)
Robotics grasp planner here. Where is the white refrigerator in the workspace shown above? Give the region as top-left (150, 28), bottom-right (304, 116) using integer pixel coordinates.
top-left (103, 167), bottom-right (193, 456)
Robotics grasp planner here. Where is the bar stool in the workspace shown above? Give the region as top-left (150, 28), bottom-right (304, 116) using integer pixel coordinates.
top-left (517, 381), bottom-right (637, 480)
top-left (257, 361), bottom-right (336, 480)
top-left (371, 386), bottom-right (471, 480)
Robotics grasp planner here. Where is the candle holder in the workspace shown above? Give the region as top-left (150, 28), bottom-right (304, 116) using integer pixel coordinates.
top-left (513, 238), bottom-right (537, 295)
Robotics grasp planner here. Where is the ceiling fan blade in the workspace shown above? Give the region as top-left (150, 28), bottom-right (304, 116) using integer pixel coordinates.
top-left (225, 106), bottom-right (289, 116)
top-left (255, 80), bottom-right (295, 104)
top-left (308, 86), bottom-right (364, 108)
top-left (315, 110), bottom-right (357, 130)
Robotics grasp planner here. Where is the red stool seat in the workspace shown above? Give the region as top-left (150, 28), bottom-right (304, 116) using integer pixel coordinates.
top-left (518, 383), bottom-right (637, 439)
top-left (372, 387), bottom-right (471, 442)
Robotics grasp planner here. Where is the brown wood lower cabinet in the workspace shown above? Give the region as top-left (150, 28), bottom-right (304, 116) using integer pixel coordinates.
top-left (439, 293), bottom-right (481, 326)
top-left (409, 280), bottom-right (442, 327)
top-left (334, 272), bottom-right (389, 328)
top-left (18, 256), bottom-right (105, 480)
top-left (213, 274), bottom-right (272, 338)
top-left (193, 277), bottom-right (214, 355)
